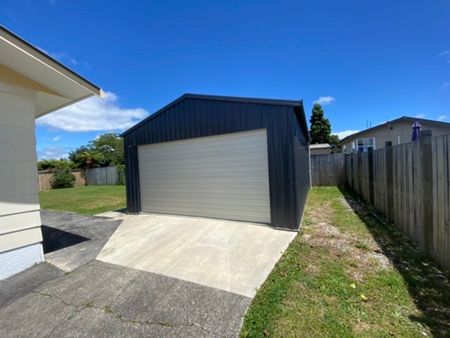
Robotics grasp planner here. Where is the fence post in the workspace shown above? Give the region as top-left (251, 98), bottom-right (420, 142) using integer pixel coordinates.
top-left (420, 130), bottom-right (433, 254)
top-left (385, 141), bottom-right (394, 222)
top-left (368, 149), bottom-right (374, 205)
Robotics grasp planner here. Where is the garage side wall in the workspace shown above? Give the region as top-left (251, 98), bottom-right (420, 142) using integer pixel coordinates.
top-left (292, 107), bottom-right (311, 227)
top-left (124, 98), bottom-right (308, 230)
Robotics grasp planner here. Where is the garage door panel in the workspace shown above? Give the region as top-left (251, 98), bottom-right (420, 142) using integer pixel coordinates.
top-left (140, 185), bottom-right (270, 194)
top-left (140, 149), bottom-right (268, 163)
top-left (141, 200), bottom-right (271, 212)
top-left (145, 205), bottom-right (270, 223)
top-left (139, 137), bottom-right (267, 159)
top-left (140, 177), bottom-right (269, 185)
top-left (140, 131), bottom-right (267, 151)
top-left (141, 192), bottom-right (270, 204)
top-left (139, 153), bottom-right (268, 166)
top-left (141, 171), bottom-right (268, 180)
top-left (138, 129), bottom-right (271, 223)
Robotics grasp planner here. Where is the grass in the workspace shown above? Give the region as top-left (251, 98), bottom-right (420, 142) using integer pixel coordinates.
top-left (39, 185), bottom-right (126, 215)
top-left (240, 186), bottom-right (450, 338)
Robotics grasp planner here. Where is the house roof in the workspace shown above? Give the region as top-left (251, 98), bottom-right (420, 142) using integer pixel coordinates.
top-left (309, 143), bottom-right (331, 149)
top-left (339, 116), bottom-right (450, 144)
top-left (0, 25), bottom-right (102, 117)
top-left (121, 93), bottom-right (306, 137)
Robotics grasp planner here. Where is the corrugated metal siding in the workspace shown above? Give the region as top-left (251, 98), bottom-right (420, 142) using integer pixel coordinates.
top-left (292, 106), bottom-right (311, 226)
top-left (123, 96), bottom-right (309, 230)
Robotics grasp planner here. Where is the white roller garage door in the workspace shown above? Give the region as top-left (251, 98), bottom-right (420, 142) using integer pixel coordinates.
top-left (138, 129), bottom-right (271, 223)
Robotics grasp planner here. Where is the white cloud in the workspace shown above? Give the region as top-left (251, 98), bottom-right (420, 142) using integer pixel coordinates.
top-left (52, 135), bottom-right (61, 141)
top-left (50, 51), bottom-right (78, 65)
top-left (415, 113), bottom-right (426, 118)
top-left (333, 130), bottom-right (359, 140)
top-left (37, 91), bottom-right (149, 132)
top-left (438, 114), bottom-right (448, 121)
top-left (442, 82), bottom-right (450, 89)
top-left (438, 50), bottom-right (450, 63)
top-left (37, 146), bottom-right (69, 160)
top-left (314, 96), bottom-right (335, 105)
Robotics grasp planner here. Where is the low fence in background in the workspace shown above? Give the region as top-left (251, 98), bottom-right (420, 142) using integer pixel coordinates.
top-left (38, 166), bottom-right (124, 191)
top-left (345, 131), bottom-right (450, 274)
top-left (85, 166), bottom-right (124, 185)
top-left (310, 153), bottom-right (346, 186)
top-left (38, 169), bottom-right (86, 191)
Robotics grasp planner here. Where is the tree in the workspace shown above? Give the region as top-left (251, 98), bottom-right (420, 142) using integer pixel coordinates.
top-left (329, 134), bottom-right (341, 153)
top-left (68, 133), bottom-right (124, 169)
top-left (309, 103), bottom-right (331, 144)
top-left (90, 133), bottom-right (124, 166)
top-left (37, 159), bottom-right (74, 171)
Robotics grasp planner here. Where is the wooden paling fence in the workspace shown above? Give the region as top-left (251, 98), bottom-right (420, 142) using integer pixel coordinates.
top-left (85, 166), bottom-right (120, 185)
top-left (310, 153), bottom-right (346, 186)
top-left (345, 131), bottom-right (450, 273)
top-left (38, 169), bottom-right (86, 191)
top-left (38, 166), bottom-right (124, 191)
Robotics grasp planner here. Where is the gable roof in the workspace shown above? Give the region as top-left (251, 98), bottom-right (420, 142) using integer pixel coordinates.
top-left (121, 93), bottom-right (306, 137)
top-left (339, 116), bottom-right (450, 144)
top-left (310, 143), bottom-right (331, 149)
top-left (0, 25), bottom-right (102, 117)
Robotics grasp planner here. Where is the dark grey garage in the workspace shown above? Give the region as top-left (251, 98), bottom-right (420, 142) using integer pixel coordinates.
top-left (121, 94), bottom-right (310, 230)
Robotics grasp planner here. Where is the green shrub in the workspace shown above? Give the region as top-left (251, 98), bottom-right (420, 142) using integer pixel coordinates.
top-left (51, 168), bottom-right (75, 189)
top-left (116, 164), bottom-right (126, 185)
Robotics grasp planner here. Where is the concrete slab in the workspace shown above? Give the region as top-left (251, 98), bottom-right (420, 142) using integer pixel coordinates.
top-left (0, 261), bottom-right (250, 337)
top-left (98, 213), bottom-right (297, 298)
top-left (41, 210), bottom-right (121, 272)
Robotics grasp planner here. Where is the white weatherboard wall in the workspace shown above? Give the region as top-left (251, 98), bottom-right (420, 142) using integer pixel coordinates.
top-left (138, 129), bottom-right (271, 224)
top-left (0, 84), bottom-right (43, 279)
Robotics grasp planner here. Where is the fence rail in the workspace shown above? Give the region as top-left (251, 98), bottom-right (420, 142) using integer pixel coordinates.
top-left (310, 153), bottom-right (346, 186)
top-left (345, 132), bottom-right (450, 273)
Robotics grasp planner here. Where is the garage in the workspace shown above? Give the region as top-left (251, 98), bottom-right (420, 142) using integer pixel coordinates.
top-left (122, 94), bottom-right (310, 230)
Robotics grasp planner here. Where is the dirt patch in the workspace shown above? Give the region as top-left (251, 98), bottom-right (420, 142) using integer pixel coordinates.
top-left (308, 200), bottom-right (334, 224)
top-left (302, 199), bottom-right (393, 281)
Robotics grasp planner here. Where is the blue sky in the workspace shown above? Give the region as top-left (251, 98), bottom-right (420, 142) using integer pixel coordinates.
top-left (2, 0), bottom-right (450, 159)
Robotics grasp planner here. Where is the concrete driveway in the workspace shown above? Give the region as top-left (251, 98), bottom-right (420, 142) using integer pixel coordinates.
top-left (0, 211), bottom-right (296, 337)
top-left (98, 213), bottom-right (296, 298)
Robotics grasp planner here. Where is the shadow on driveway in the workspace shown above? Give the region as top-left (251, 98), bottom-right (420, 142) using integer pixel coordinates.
top-left (338, 186), bottom-right (450, 337)
top-left (40, 210), bottom-right (121, 272)
top-left (41, 226), bottom-right (89, 254)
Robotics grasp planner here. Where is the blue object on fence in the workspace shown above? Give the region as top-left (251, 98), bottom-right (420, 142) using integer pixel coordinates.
top-left (411, 121), bottom-right (422, 141)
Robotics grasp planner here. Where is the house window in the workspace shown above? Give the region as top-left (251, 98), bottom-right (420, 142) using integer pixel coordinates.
top-left (356, 138), bottom-right (375, 152)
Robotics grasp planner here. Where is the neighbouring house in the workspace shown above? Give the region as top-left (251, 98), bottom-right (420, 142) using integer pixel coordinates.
top-left (340, 116), bottom-right (450, 153)
top-left (0, 26), bottom-right (101, 279)
top-left (309, 143), bottom-right (332, 155)
top-left (122, 94), bottom-right (310, 230)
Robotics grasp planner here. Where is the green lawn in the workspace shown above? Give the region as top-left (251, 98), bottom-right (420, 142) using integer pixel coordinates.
top-left (39, 185), bottom-right (126, 215)
top-left (240, 187), bottom-right (450, 337)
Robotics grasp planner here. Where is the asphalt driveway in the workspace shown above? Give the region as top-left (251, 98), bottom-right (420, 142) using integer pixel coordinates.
top-left (0, 211), bottom-right (296, 337)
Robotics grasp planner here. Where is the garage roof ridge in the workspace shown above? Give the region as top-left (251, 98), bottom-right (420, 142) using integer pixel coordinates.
top-left (121, 93), bottom-right (303, 137)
